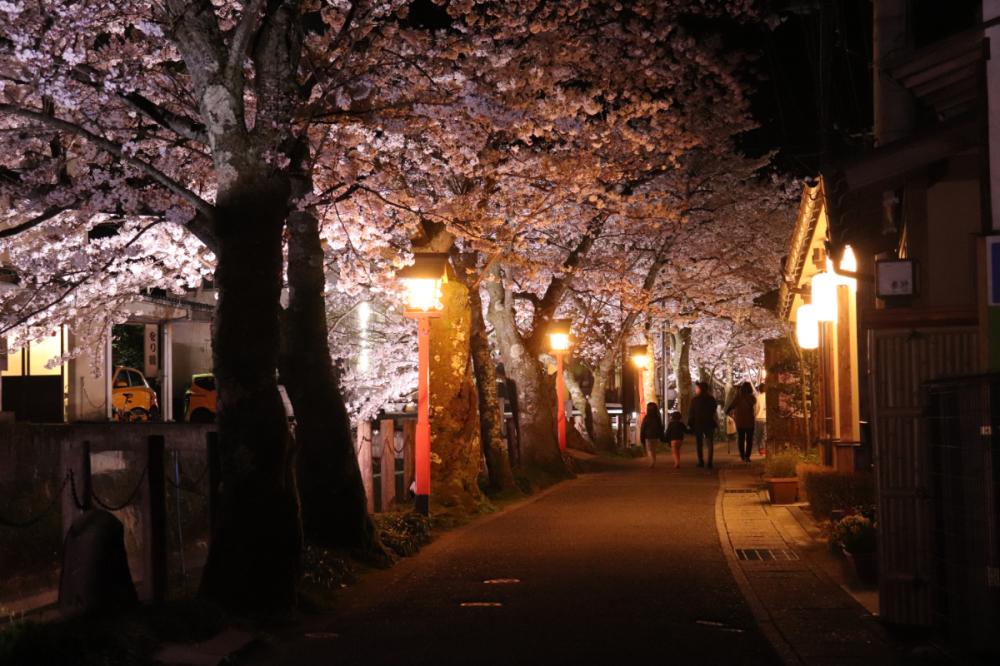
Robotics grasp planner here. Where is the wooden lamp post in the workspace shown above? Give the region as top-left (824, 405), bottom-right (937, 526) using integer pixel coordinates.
top-left (547, 319), bottom-right (572, 452)
top-left (399, 253), bottom-right (448, 515)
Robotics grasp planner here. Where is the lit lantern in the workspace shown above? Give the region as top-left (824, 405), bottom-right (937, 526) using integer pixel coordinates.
top-left (810, 263), bottom-right (838, 323)
top-left (398, 253), bottom-right (448, 515)
top-left (548, 319), bottom-right (572, 353)
top-left (398, 254), bottom-right (448, 314)
top-left (629, 344), bottom-right (651, 370)
top-left (838, 245), bottom-right (858, 291)
top-left (840, 245), bottom-right (857, 273)
top-left (795, 303), bottom-right (820, 349)
top-left (548, 319), bottom-right (573, 451)
top-left (629, 343), bottom-right (651, 427)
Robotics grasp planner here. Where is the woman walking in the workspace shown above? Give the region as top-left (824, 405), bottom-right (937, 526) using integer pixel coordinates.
top-left (639, 402), bottom-right (664, 468)
top-left (726, 381), bottom-right (758, 463)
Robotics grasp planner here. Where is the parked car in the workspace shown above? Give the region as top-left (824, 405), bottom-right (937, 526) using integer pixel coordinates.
top-left (111, 366), bottom-right (158, 422)
top-left (184, 373), bottom-right (216, 423)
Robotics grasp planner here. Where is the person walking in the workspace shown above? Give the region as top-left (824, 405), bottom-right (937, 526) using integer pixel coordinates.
top-left (688, 381), bottom-right (718, 468)
top-left (726, 381), bottom-right (757, 463)
top-left (664, 410), bottom-right (687, 469)
top-left (639, 402), bottom-right (664, 468)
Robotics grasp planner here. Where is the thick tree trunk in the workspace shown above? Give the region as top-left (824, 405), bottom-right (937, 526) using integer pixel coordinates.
top-left (485, 275), bottom-right (564, 474)
top-left (200, 179), bottom-right (301, 611)
top-left (589, 352), bottom-right (617, 450)
top-left (428, 270), bottom-right (483, 513)
top-left (672, 328), bottom-right (693, 419)
top-left (280, 192), bottom-right (380, 556)
top-left (643, 337), bottom-right (658, 408)
top-left (462, 264), bottom-right (515, 493)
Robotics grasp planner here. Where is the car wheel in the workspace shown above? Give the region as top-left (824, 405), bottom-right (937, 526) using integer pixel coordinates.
top-left (189, 408), bottom-right (215, 423)
top-left (129, 408), bottom-right (149, 422)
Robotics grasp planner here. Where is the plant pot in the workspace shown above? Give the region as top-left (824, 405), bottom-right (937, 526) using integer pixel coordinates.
top-left (842, 547), bottom-right (878, 584)
top-left (766, 477), bottom-right (798, 504)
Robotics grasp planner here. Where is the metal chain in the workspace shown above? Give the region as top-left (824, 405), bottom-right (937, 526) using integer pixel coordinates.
top-left (164, 459), bottom-right (209, 495)
top-left (0, 474), bottom-right (70, 528)
top-left (90, 464), bottom-right (148, 512)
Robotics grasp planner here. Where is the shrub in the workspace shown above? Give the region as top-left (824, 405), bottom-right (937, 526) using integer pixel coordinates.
top-left (833, 514), bottom-right (877, 554)
top-left (802, 469), bottom-right (876, 520)
top-left (764, 448), bottom-right (802, 478)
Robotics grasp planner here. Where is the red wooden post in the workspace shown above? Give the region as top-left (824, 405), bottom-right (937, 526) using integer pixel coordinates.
top-left (556, 352), bottom-right (567, 452)
top-left (415, 316), bottom-right (431, 515)
top-left (637, 368), bottom-right (646, 437)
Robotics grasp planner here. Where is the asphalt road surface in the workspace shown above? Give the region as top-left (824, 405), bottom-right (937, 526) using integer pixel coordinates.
top-left (250, 445), bottom-right (781, 665)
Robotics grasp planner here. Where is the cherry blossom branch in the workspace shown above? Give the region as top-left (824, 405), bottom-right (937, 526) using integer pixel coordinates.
top-left (0, 103), bottom-right (217, 243)
top-left (0, 205), bottom-right (70, 239)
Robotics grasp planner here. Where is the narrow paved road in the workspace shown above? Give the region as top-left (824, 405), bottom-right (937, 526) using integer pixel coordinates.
top-left (252, 446), bottom-right (781, 665)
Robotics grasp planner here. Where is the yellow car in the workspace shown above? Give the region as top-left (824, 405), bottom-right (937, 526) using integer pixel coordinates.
top-left (111, 366), bottom-right (158, 422)
top-left (184, 373), bottom-right (216, 423)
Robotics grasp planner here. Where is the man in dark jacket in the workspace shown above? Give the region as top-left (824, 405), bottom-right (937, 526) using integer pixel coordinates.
top-left (688, 381), bottom-right (718, 468)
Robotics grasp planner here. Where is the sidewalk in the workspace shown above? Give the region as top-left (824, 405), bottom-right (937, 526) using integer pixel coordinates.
top-left (716, 462), bottom-right (898, 666)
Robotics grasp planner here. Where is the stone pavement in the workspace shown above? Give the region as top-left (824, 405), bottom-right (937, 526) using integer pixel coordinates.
top-left (717, 463), bottom-right (901, 666)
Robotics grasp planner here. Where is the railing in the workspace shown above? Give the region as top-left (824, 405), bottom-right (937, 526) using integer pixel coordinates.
top-left (1, 423), bottom-right (216, 614)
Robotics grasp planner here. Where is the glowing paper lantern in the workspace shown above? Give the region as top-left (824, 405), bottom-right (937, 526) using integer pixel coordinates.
top-left (811, 269), bottom-right (838, 323)
top-left (795, 303), bottom-right (819, 349)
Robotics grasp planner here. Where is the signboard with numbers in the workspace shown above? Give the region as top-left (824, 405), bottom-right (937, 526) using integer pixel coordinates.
top-left (144, 324), bottom-right (159, 377)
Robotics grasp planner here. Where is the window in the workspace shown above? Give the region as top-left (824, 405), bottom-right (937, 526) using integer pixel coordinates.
top-left (128, 370), bottom-right (146, 387)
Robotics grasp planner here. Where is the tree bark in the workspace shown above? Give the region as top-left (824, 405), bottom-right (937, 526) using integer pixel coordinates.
top-left (461, 259), bottom-right (515, 493)
top-left (279, 151), bottom-right (380, 555)
top-left (672, 328), bottom-right (693, 419)
top-left (563, 366), bottom-right (592, 441)
top-left (643, 336), bottom-right (658, 408)
top-left (427, 268), bottom-right (484, 513)
top-left (589, 351), bottom-right (617, 450)
top-left (200, 177), bottom-right (302, 611)
top-left (485, 272), bottom-right (564, 474)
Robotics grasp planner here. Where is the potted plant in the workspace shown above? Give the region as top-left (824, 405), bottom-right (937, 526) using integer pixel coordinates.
top-left (833, 513), bottom-right (878, 583)
top-left (764, 449), bottom-right (800, 504)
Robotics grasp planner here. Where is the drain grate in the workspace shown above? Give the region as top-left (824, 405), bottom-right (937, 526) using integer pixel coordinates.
top-left (724, 488), bottom-right (758, 494)
top-left (460, 601), bottom-right (503, 607)
top-left (735, 548), bottom-right (799, 561)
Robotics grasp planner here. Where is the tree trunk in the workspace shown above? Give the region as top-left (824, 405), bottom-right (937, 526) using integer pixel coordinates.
top-left (462, 260), bottom-right (515, 493)
top-left (279, 172), bottom-right (380, 556)
top-left (563, 367), bottom-right (592, 441)
top-left (643, 337), bottom-right (658, 408)
top-left (484, 274), bottom-right (564, 474)
top-left (672, 328), bottom-right (693, 420)
top-left (200, 178), bottom-right (301, 611)
top-left (428, 269), bottom-right (483, 513)
top-left (589, 352), bottom-right (617, 450)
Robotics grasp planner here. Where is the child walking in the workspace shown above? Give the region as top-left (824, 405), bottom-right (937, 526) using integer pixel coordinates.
top-left (664, 411), bottom-right (687, 469)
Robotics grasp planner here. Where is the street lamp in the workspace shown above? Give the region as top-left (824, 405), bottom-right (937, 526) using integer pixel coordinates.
top-left (547, 319), bottom-right (572, 452)
top-left (398, 253), bottom-right (448, 515)
top-left (629, 344), bottom-right (651, 427)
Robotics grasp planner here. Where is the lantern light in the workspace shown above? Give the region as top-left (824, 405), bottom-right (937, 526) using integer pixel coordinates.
top-left (547, 319), bottom-right (572, 352)
top-left (629, 344), bottom-right (650, 370)
top-left (795, 303), bottom-right (820, 349)
top-left (398, 253), bottom-right (448, 313)
top-left (840, 245), bottom-right (857, 273)
top-left (810, 263), bottom-right (838, 323)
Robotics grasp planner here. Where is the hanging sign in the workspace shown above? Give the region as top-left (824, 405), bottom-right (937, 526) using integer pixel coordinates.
top-left (144, 324), bottom-right (159, 377)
